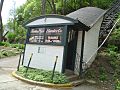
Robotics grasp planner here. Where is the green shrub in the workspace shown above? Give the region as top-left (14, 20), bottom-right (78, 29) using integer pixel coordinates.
top-left (7, 32), bottom-right (16, 43)
top-left (99, 74), bottom-right (107, 81)
top-left (108, 28), bottom-right (120, 51)
top-left (116, 80), bottom-right (120, 90)
top-left (0, 52), bottom-right (5, 58)
top-left (1, 50), bottom-right (16, 57)
top-left (10, 44), bottom-right (24, 49)
top-left (110, 28), bottom-right (120, 41)
top-left (107, 45), bottom-right (118, 52)
top-left (0, 42), bottom-right (5, 46)
top-left (98, 67), bottom-right (107, 81)
top-left (0, 42), bottom-right (10, 47)
top-left (17, 67), bottom-right (69, 84)
top-left (2, 51), bottom-right (9, 56)
top-left (0, 48), bottom-right (21, 58)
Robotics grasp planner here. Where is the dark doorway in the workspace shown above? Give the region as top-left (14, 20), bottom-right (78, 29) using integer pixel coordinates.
top-left (66, 29), bottom-right (78, 71)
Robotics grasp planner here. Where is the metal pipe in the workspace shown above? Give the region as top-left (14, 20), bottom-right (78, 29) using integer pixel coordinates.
top-left (25, 53), bottom-right (33, 73)
top-left (51, 56), bottom-right (58, 82)
top-left (79, 30), bottom-right (85, 77)
top-left (17, 52), bottom-right (22, 71)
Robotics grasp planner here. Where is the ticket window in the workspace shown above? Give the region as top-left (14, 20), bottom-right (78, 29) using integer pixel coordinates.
top-left (27, 26), bottom-right (65, 46)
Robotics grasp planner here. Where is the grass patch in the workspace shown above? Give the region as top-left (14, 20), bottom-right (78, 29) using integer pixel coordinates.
top-left (0, 42), bottom-right (24, 58)
top-left (0, 47), bottom-right (22, 58)
top-left (0, 42), bottom-right (24, 49)
top-left (16, 67), bottom-right (69, 84)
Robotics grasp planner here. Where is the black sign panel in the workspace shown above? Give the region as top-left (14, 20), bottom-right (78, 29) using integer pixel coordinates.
top-left (29, 28), bottom-right (45, 43)
top-left (45, 27), bottom-right (63, 43)
top-left (29, 27), bottom-right (63, 44)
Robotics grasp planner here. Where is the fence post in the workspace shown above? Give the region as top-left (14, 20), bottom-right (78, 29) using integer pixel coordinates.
top-left (51, 56), bottom-right (58, 82)
top-left (25, 53), bottom-right (33, 73)
top-left (17, 51), bottom-right (22, 71)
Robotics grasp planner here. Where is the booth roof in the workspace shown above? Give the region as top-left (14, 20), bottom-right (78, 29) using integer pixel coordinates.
top-left (24, 14), bottom-right (79, 28)
top-left (67, 7), bottom-right (106, 28)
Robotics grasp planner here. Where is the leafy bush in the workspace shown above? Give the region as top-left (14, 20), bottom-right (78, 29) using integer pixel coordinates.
top-left (109, 28), bottom-right (120, 41)
top-left (0, 52), bottom-right (5, 58)
top-left (17, 67), bottom-right (69, 84)
top-left (106, 45), bottom-right (118, 52)
top-left (0, 49), bottom-right (21, 58)
top-left (10, 44), bottom-right (25, 49)
top-left (98, 67), bottom-right (107, 81)
top-left (108, 28), bottom-right (120, 51)
top-left (116, 80), bottom-right (120, 90)
top-left (2, 50), bottom-right (9, 56)
top-left (0, 42), bottom-right (10, 47)
top-left (0, 42), bottom-right (5, 46)
top-left (7, 32), bottom-right (16, 43)
top-left (0, 42), bottom-right (24, 49)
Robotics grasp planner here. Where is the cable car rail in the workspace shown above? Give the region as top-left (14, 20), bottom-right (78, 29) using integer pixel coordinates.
top-left (99, 0), bottom-right (120, 44)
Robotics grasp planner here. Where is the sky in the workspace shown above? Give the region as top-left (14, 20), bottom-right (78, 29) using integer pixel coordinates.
top-left (1, 0), bottom-right (27, 25)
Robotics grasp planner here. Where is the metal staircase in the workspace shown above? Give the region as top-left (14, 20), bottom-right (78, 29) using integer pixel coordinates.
top-left (99, 0), bottom-right (120, 44)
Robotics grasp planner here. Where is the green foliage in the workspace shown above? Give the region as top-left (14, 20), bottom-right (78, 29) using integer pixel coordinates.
top-left (6, 0), bottom-right (114, 44)
top-left (0, 42), bottom-right (24, 49)
top-left (103, 22), bottom-right (120, 83)
top-left (116, 80), bottom-right (120, 90)
top-left (7, 32), bottom-right (16, 43)
top-left (0, 42), bottom-right (24, 58)
top-left (84, 69), bottom-right (96, 79)
top-left (0, 42), bottom-right (10, 46)
top-left (0, 52), bottom-right (5, 58)
top-left (99, 67), bottom-right (107, 81)
top-left (6, 28), bottom-right (26, 44)
top-left (10, 44), bottom-right (25, 49)
top-left (93, 0), bottom-right (113, 9)
top-left (0, 49), bottom-right (18, 58)
top-left (110, 28), bottom-right (120, 41)
top-left (108, 28), bottom-right (120, 51)
top-left (107, 45), bottom-right (118, 52)
top-left (99, 73), bottom-right (107, 81)
top-left (17, 67), bottom-right (69, 84)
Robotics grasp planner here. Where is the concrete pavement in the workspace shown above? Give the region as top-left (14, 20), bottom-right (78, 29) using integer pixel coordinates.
top-left (0, 55), bottom-right (102, 90)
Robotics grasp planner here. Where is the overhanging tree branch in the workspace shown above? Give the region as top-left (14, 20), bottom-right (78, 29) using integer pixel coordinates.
top-left (51, 0), bottom-right (56, 14)
top-left (41, 0), bottom-right (46, 15)
top-left (46, 0), bottom-right (53, 12)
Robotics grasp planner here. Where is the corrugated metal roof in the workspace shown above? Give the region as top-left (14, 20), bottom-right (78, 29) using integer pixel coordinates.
top-left (67, 7), bottom-right (106, 28)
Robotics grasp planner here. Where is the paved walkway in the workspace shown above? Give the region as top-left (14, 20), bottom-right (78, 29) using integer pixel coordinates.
top-left (0, 55), bottom-right (102, 90)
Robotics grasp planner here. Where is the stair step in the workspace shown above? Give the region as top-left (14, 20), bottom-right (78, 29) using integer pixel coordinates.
top-left (71, 79), bottom-right (84, 86)
top-left (67, 75), bottom-right (79, 82)
top-left (71, 79), bottom-right (97, 86)
top-left (105, 17), bottom-right (115, 20)
top-left (65, 69), bottom-right (75, 76)
top-left (103, 20), bottom-right (111, 22)
top-left (100, 26), bottom-right (108, 29)
top-left (102, 22), bottom-right (110, 24)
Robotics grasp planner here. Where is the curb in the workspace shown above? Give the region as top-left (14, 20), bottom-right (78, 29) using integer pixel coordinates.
top-left (12, 71), bottom-right (73, 88)
top-left (86, 80), bottom-right (96, 84)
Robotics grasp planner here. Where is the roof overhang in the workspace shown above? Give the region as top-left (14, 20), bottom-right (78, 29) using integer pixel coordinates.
top-left (24, 14), bottom-right (78, 28)
top-left (67, 7), bottom-right (106, 31)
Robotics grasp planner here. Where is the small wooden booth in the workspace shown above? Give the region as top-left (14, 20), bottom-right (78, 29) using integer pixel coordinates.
top-left (23, 7), bottom-right (106, 75)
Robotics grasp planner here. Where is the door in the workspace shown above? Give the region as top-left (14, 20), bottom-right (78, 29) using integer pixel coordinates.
top-left (66, 29), bottom-right (78, 71)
